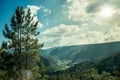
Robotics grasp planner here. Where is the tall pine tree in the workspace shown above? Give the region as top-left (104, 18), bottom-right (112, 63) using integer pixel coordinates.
top-left (2, 6), bottom-right (44, 80)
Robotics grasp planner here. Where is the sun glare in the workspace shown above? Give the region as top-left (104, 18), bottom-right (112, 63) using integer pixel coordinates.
top-left (99, 6), bottom-right (114, 18)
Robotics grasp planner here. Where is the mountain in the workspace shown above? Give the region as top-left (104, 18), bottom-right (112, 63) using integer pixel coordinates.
top-left (40, 41), bottom-right (120, 69)
top-left (94, 52), bottom-right (120, 73)
top-left (48, 52), bottom-right (120, 80)
top-left (72, 51), bottom-right (120, 73)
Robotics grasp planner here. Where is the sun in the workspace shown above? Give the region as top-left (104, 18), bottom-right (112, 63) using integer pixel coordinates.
top-left (99, 6), bottom-right (114, 18)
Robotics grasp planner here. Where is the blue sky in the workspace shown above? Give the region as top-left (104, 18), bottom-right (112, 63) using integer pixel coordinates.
top-left (0, 0), bottom-right (120, 49)
top-left (0, 0), bottom-right (36, 42)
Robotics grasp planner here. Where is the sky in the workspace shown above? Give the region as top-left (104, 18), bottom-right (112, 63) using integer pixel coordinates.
top-left (0, 0), bottom-right (120, 49)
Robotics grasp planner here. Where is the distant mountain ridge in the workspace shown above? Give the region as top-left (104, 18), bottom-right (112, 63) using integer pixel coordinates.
top-left (40, 41), bottom-right (120, 69)
top-left (49, 52), bottom-right (120, 80)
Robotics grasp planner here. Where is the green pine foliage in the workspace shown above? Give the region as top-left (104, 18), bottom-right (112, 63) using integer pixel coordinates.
top-left (0, 6), bottom-right (46, 80)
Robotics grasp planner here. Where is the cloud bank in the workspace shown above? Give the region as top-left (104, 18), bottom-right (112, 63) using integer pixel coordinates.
top-left (37, 0), bottom-right (120, 49)
top-left (25, 5), bottom-right (51, 28)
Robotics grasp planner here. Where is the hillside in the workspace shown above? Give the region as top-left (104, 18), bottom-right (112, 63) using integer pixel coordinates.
top-left (40, 41), bottom-right (120, 69)
top-left (48, 52), bottom-right (120, 80)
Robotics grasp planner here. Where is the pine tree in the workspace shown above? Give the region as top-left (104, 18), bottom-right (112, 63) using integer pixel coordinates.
top-left (2, 6), bottom-right (43, 80)
top-left (0, 48), bottom-right (14, 80)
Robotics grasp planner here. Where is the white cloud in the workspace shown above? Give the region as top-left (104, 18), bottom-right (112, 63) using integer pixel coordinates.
top-left (39, 5), bottom-right (51, 17)
top-left (66, 0), bottom-right (72, 3)
top-left (26, 5), bottom-right (51, 28)
top-left (38, 24), bottom-right (104, 48)
top-left (27, 5), bottom-right (40, 16)
top-left (39, 24), bottom-right (80, 48)
top-left (107, 9), bottom-right (120, 26)
top-left (64, 0), bottom-right (120, 25)
top-left (64, 0), bottom-right (89, 21)
top-left (103, 9), bottom-right (120, 42)
top-left (35, 0), bottom-right (120, 49)
top-left (25, 5), bottom-right (43, 28)
top-left (39, 21), bottom-right (120, 49)
top-left (43, 8), bottom-right (51, 14)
